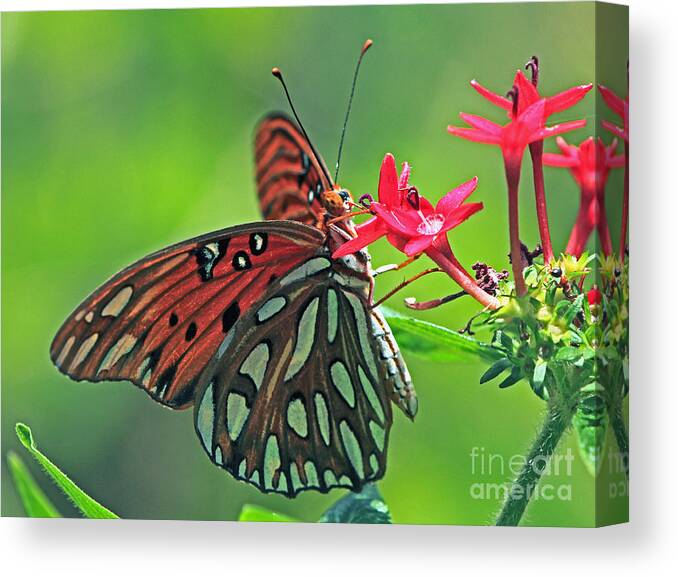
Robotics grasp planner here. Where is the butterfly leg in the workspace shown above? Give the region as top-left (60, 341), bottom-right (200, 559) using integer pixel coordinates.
top-left (372, 253), bottom-right (422, 277)
top-left (371, 267), bottom-right (443, 309)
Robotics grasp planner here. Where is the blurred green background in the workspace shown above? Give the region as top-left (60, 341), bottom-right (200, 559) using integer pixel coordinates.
top-left (2, 2), bottom-right (628, 525)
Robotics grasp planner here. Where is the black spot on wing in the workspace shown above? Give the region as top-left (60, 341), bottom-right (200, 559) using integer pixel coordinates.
top-left (249, 232), bottom-right (268, 256)
top-left (232, 251), bottom-right (252, 271)
top-left (185, 322), bottom-right (197, 341)
top-left (193, 239), bottom-right (230, 282)
top-left (222, 302), bottom-right (240, 333)
top-left (169, 312), bottom-right (179, 326)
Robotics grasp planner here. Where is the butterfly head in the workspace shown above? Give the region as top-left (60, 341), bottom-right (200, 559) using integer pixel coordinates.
top-left (321, 186), bottom-right (353, 217)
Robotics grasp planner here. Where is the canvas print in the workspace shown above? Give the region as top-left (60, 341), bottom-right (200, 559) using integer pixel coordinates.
top-left (1, 2), bottom-right (629, 527)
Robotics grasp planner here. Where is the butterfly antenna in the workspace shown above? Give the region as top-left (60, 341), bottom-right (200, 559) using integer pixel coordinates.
top-left (272, 67), bottom-right (333, 185)
top-left (335, 39), bottom-right (373, 183)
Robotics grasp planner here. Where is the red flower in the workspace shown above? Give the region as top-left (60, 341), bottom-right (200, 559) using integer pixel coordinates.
top-left (371, 177), bottom-right (483, 256)
top-left (334, 154), bottom-right (499, 310)
top-left (543, 136), bottom-right (624, 257)
top-left (598, 84), bottom-right (628, 142)
top-left (334, 154), bottom-right (483, 258)
top-left (448, 98), bottom-right (586, 167)
top-left (333, 154), bottom-right (409, 258)
top-left (471, 69), bottom-right (592, 121)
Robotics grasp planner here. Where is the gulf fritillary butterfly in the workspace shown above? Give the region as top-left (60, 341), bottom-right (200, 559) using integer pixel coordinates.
top-left (50, 45), bottom-right (417, 497)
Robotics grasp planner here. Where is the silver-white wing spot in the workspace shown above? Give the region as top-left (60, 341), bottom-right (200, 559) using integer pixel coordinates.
top-left (330, 360), bottom-right (355, 408)
top-left (196, 383), bottom-right (215, 450)
top-left (55, 336), bottom-right (75, 368)
top-left (69, 333), bottom-right (99, 371)
top-left (263, 434), bottom-right (281, 490)
top-left (339, 420), bottom-right (364, 479)
top-left (327, 288), bottom-right (338, 343)
top-left (284, 296), bottom-right (319, 380)
top-left (279, 257), bottom-right (331, 287)
top-left (286, 397), bottom-right (308, 438)
top-left (101, 286), bottom-right (133, 317)
top-left (314, 393), bottom-right (331, 446)
top-left (239, 342), bottom-right (270, 390)
top-left (357, 365), bottom-right (385, 424)
top-left (256, 296), bottom-right (287, 323)
top-left (97, 333), bottom-right (138, 375)
top-left (343, 292), bottom-right (378, 380)
top-left (226, 392), bottom-right (250, 441)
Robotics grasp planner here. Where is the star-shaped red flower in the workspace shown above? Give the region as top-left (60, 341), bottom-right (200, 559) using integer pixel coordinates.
top-left (371, 176), bottom-right (483, 256)
top-left (544, 136), bottom-right (624, 256)
top-left (333, 153), bottom-right (410, 258)
top-left (448, 98), bottom-right (586, 167)
top-left (471, 69), bottom-right (592, 121)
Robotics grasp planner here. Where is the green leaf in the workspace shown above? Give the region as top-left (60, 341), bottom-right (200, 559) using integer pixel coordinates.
top-left (7, 451), bottom-right (61, 518)
top-left (479, 358), bottom-right (512, 384)
top-left (573, 392), bottom-right (609, 476)
top-left (381, 307), bottom-right (502, 363)
top-left (238, 504), bottom-right (299, 523)
top-left (15, 423), bottom-right (119, 519)
top-left (318, 484), bottom-right (391, 524)
top-left (532, 360), bottom-right (547, 389)
top-left (555, 346), bottom-right (580, 362)
top-left (498, 366), bottom-right (523, 389)
top-left (563, 294), bottom-right (585, 324)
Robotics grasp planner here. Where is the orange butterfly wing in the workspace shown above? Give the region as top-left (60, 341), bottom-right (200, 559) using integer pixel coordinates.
top-left (254, 113), bottom-right (333, 227)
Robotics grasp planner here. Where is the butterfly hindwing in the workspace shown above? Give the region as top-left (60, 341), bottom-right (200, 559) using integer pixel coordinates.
top-left (50, 221), bottom-right (324, 409)
top-left (193, 255), bottom-right (408, 496)
top-left (255, 113), bottom-right (332, 226)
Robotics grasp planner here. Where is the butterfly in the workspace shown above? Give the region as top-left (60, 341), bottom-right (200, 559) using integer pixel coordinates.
top-left (50, 52), bottom-right (417, 498)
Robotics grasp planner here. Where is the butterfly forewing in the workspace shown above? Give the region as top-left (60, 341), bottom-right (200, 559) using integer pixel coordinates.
top-left (193, 255), bottom-right (404, 496)
top-left (255, 113), bottom-right (332, 226)
top-left (50, 221), bottom-right (324, 409)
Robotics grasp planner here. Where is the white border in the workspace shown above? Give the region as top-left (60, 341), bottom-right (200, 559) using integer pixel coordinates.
top-left (3, 1), bottom-right (678, 576)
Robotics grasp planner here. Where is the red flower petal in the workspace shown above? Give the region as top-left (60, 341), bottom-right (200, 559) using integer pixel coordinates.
top-left (601, 120), bottom-right (627, 141)
top-left (539, 119), bottom-right (587, 140)
top-left (372, 203), bottom-right (415, 236)
top-left (442, 202), bottom-right (484, 231)
top-left (519, 98), bottom-right (547, 132)
top-left (512, 70), bottom-right (541, 111)
top-left (386, 231), bottom-right (408, 252)
top-left (378, 153), bottom-right (399, 206)
top-left (543, 153), bottom-right (577, 168)
top-left (598, 84), bottom-right (625, 117)
top-left (555, 136), bottom-right (576, 155)
top-left (460, 112), bottom-right (503, 136)
top-left (470, 79), bottom-right (511, 111)
top-left (398, 162), bottom-right (411, 190)
top-left (332, 217), bottom-right (385, 258)
top-left (447, 125), bottom-right (501, 145)
top-left (436, 176), bottom-right (478, 216)
top-left (607, 153), bottom-right (626, 169)
top-left (403, 235), bottom-right (435, 256)
top-left (545, 84), bottom-right (593, 116)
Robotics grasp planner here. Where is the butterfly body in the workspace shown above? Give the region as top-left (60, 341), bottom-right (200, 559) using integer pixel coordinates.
top-left (51, 113), bottom-right (416, 497)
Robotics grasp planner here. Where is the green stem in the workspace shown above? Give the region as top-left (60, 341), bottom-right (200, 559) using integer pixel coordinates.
top-left (610, 409), bottom-right (629, 479)
top-left (496, 405), bottom-right (571, 526)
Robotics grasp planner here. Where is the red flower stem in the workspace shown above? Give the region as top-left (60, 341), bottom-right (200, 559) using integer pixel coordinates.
top-left (528, 141), bottom-right (555, 264)
top-left (566, 204), bottom-right (594, 257)
top-left (504, 161), bottom-right (528, 297)
top-left (619, 141), bottom-right (629, 261)
top-left (596, 192), bottom-right (613, 257)
top-left (425, 247), bottom-right (500, 309)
